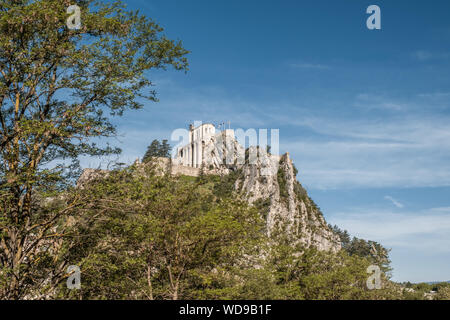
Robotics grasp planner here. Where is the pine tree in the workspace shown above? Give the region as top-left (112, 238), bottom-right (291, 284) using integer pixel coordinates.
top-left (143, 139), bottom-right (172, 162)
top-left (143, 140), bottom-right (162, 162)
top-left (160, 139), bottom-right (172, 158)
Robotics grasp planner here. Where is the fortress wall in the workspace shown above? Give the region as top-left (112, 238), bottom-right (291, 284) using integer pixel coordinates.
top-left (171, 164), bottom-right (201, 177)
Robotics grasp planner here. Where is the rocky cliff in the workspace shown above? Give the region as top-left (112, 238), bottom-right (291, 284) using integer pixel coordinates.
top-left (235, 150), bottom-right (341, 252)
top-left (183, 131), bottom-right (342, 252)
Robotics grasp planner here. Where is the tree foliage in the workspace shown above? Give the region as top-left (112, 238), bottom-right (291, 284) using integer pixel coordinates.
top-left (57, 163), bottom-right (264, 300)
top-left (142, 139), bottom-right (171, 162)
top-left (0, 0), bottom-right (188, 299)
top-left (330, 225), bottom-right (392, 274)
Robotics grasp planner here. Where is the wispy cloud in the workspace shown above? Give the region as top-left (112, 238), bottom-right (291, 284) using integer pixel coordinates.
top-left (354, 93), bottom-right (406, 111)
top-left (329, 207), bottom-right (450, 253)
top-left (411, 50), bottom-right (450, 61)
top-left (328, 206), bottom-right (450, 281)
top-left (412, 50), bottom-right (434, 61)
top-left (278, 113), bottom-right (450, 189)
top-left (290, 63), bottom-right (330, 70)
top-left (84, 79), bottom-right (450, 192)
top-left (385, 196), bottom-right (405, 208)
top-left (418, 92), bottom-right (450, 99)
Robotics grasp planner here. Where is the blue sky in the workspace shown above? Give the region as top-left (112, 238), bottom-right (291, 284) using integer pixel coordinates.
top-left (83, 0), bottom-right (450, 283)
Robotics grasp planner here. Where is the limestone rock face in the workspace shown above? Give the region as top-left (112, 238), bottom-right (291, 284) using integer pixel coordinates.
top-left (172, 130), bottom-right (341, 252)
top-left (187, 134), bottom-right (341, 252)
top-left (235, 150), bottom-right (341, 252)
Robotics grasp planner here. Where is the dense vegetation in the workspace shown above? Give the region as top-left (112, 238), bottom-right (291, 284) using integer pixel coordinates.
top-left (20, 162), bottom-right (400, 299)
top-left (3, 160), bottom-right (443, 300)
top-left (57, 163), bottom-right (264, 300)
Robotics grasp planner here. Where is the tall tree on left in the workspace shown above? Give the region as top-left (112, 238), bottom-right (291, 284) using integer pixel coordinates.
top-left (0, 0), bottom-right (188, 299)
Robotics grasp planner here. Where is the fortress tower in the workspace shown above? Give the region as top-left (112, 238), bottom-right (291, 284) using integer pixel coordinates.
top-left (174, 123), bottom-right (235, 168)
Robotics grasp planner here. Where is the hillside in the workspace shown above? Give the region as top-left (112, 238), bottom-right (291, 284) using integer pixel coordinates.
top-left (70, 144), bottom-right (450, 300)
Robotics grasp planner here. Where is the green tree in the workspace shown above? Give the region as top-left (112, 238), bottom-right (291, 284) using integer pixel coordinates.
top-left (142, 139), bottom-right (171, 162)
top-left (143, 140), bottom-right (161, 162)
top-left (0, 0), bottom-right (188, 299)
top-left (435, 286), bottom-right (450, 300)
top-left (331, 225), bottom-right (392, 275)
top-left (58, 163), bottom-right (264, 300)
top-left (160, 139), bottom-right (171, 158)
top-left (330, 225), bottom-right (351, 249)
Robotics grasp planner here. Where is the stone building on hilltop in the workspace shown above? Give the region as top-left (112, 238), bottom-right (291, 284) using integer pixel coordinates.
top-left (173, 123), bottom-right (237, 169)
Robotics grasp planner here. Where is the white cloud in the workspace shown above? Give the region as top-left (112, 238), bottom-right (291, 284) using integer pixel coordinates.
top-left (384, 196), bottom-right (404, 208)
top-left (418, 92), bottom-right (450, 99)
top-left (329, 207), bottom-right (450, 254)
top-left (276, 109), bottom-right (450, 189)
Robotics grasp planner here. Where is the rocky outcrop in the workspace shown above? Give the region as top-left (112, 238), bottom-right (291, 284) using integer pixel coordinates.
top-left (181, 133), bottom-right (341, 252)
top-left (78, 136), bottom-right (341, 253)
top-left (229, 148), bottom-right (340, 252)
